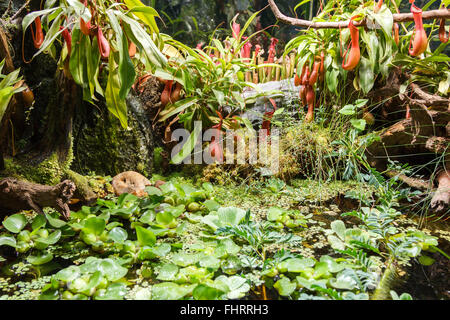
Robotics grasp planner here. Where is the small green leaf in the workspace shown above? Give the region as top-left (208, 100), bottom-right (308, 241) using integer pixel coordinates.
top-left (418, 255), bottom-right (435, 266)
top-left (27, 252), bottom-right (53, 265)
top-left (199, 256), bottom-right (221, 270)
top-left (274, 277), bottom-right (296, 296)
top-left (108, 227), bottom-right (128, 244)
top-left (156, 263), bottom-right (179, 281)
top-left (36, 230), bottom-right (61, 245)
top-left (350, 119), bottom-right (367, 131)
top-left (135, 226), bottom-right (156, 247)
top-left (151, 282), bottom-right (195, 300)
top-left (203, 200), bottom-right (220, 212)
top-left (54, 265), bottom-right (81, 282)
top-left (170, 123), bottom-right (201, 164)
top-left (331, 220), bottom-right (346, 240)
top-left (338, 104), bottom-right (356, 116)
top-left (32, 214), bottom-right (47, 230)
top-left (193, 284), bottom-right (223, 300)
top-left (267, 207), bottom-right (284, 222)
top-left (83, 217), bottom-right (106, 236)
top-left (44, 213), bottom-right (67, 228)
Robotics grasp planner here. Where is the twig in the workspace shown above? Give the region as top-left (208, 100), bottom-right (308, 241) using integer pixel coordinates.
top-left (268, 0), bottom-right (450, 29)
top-left (385, 170), bottom-right (431, 191)
top-left (1, 1), bottom-right (13, 19)
top-left (10, 0), bottom-right (31, 21)
top-left (0, 24), bottom-right (14, 73)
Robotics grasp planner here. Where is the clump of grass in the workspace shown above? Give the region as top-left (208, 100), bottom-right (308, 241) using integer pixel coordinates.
top-left (276, 122), bottom-right (335, 182)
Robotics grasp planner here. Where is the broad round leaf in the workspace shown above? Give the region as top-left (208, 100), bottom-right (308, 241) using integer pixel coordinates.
top-left (108, 227), bottom-right (128, 244)
top-left (27, 252), bottom-right (53, 265)
top-left (3, 214), bottom-right (27, 233)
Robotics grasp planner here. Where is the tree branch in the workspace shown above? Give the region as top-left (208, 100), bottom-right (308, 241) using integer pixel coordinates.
top-left (268, 0), bottom-right (450, 29)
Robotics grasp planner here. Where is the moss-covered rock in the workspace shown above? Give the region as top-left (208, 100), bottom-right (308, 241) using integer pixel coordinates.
top-left (72, 95), bottom-right (154, 177)
top-left (1, 136), bottom-right (73, 185)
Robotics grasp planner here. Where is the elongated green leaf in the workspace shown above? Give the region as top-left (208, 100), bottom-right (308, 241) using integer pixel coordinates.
top-left (0, 87), bottom-right (15, 124)
top-left (170, 123), bottom-right (201, 164)
top-left (69, 29), bottom-right (88, 88)
top-left (84, 35), bottom-right (101, 101)
top-left (32, 12), bottom-right (65, 59)
top-left (127, 3), bottom-right (160, 33)
top-left (159, 97), bottom-right (198, 122)
top-left (22, 8), bottom-right (59, 32)
top-left (119, 13), bottom-right (166, 68)
top-left (105, 53), bottom-right (128, 128)
top-left (359, 56), bottom-right (375, 94)
top-left (238, 9), bottom-right (262, 42)
top-left (106, 10), bottom-right (136, 100)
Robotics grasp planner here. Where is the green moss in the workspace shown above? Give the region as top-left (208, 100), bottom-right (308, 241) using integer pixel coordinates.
top-left (63, 170), bottom-right (96, 201)
top-left (73, 103), bottom-right (153, 177)
top-left (3, 153), bottom-right (63, 185)
top-left (153, 147), bottom-right (164, 173)
top-left (1, 137), bottom-right (74, 185)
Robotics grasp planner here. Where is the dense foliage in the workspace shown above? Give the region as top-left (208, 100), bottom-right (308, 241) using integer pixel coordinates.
top-left (0, 175), bottom-right (443, 300)
top-left (0, 0), bottom-right (449, 301)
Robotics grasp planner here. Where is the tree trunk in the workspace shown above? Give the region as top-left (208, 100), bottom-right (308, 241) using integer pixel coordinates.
top-left (32, 70), bottom-right (78, 163)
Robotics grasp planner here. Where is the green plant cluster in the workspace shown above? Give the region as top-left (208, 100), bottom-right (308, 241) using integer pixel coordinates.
top-left (0, 59), bottom-right (25, 124)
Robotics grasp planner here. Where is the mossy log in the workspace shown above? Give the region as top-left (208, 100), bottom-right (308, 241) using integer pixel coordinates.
top-left (0, 177), bottom-right (75, 220)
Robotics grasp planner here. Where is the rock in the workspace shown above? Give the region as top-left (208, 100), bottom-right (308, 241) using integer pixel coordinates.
top-left (240, 79), bottom-right (300, 127)
top-left (72, 94), bottom-right (154, 177)
top-left (112, 171), bottom-right (152, 196)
